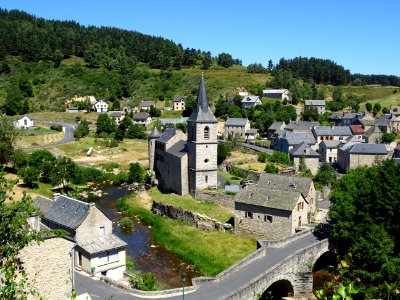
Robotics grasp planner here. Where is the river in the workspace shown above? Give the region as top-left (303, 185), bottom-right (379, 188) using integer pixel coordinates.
top-left (90, 185), bottom-right (200, 288)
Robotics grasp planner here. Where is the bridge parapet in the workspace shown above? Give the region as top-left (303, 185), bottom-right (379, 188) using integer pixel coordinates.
top-left (257, 228), bottom-right (313, 249)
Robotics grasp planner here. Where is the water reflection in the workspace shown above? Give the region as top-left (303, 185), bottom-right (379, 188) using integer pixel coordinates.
top-left (91, 185), bottom-right (200, 288)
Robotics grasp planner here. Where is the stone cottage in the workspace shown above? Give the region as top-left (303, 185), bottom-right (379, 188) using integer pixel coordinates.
top-left (148, 74), bottom-right (218, 196)
top-left (289, 142), bottom-right (320, 175)
top-left (32, 194), bottom-right (127, 280)
top-left (234, 173), bottom-right (316, 240)
top-left (224, 118), bottom-right (250, 140)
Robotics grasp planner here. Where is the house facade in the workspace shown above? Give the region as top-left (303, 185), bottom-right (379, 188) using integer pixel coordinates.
top-left (289, 142), bottom-right (320, 175)
top-left (140, 100), bottom-right (155, 111)
top-left (108, 111), bottom-right (125, 124)
top-left (262, 89), bottom-right (290, 101)
top-left (133, 112), bottom-right (152, 125)
top-left (337, 143), bottom-right (388, 172)
top-left (93, 100), bottom-right (108, 113)
top-left (304, 100), bottom-right (325, 114)
top-left (13, 115), bottom-right (34, 129)
top-left (32, 194), bottom-right (127, 280)
top-left (319, 140), bottom-right (341, 163)
top-left (312, 126), bottom-right (352, 149)
top-left (173, 96), bottom-right (187, 111)
top-left (241, 96), bottom-right (262, 109)
top-left (224, 118), bottom-right (250, 140)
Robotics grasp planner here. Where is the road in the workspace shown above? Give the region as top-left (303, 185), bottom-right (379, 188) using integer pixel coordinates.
top-left (75, 233), bottom-right (326, 300)
top-left (28, 122), bottom-right (76, 149)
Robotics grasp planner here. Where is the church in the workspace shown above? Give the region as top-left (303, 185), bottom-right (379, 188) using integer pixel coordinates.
top-left (148, 75), bottom-right (218, 196)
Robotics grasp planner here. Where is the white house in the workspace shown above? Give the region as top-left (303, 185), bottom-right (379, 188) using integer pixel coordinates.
top-left (241, 96), bottom-right (262, 109)
top-left (133, 112), bottom-right (152, 125)
top-left (13, 115), bottom-right (34, 129)
top-left (93, 100), bottom-right (108, 113)
top-left (263, 89), bottom-right (290, 101)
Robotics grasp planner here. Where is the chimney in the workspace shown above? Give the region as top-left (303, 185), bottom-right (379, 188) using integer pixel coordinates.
top-left (53, 193), bottom-right (61, 201)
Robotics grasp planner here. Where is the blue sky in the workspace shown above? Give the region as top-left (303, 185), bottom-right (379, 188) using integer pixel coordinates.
top-left (1, 0), bottom-right (400, 75)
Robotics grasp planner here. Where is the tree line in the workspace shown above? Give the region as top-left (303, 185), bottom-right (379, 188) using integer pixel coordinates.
top-left (0, 8), bottom-right (241, 70)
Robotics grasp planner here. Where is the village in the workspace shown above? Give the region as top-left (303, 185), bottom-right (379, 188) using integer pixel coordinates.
top-left (5, 73), bottom-right (399, 300)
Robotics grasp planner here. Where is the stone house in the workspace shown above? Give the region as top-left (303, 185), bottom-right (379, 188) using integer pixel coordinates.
top-left (92, 99), bottom-right (108, 113)
top-left (289, 142), bottom-right (320, 175)
top-left (390, 106), bottom-right (400, 117)
top-left (241, 95), bottom-right (262, 109)
top-left (133, 112), bottom-right (152, 125)
top-left (304, 100), bottom-right (325, 114)
top-left (312, 126), bottom-right (352, 150)
top-left (273, 131), bottom-right (316, 154)
top-left (149, 75), bottom-right (218, 196)
top-left (224, 118), bottom-right (250, 140)
top-left (285, 121), bottom-right (320, 133)
top-left (262, 89), bottom-right (290, 101)
top-left (19, 236), bottom-right (74, 300)
top-left (173, 96), bottom-right (187, 111)
top-left (268, 121), bottom-right (286, 139)
top-left (140, 100), bottom-right (155, 111)
top-left (13, 115), bottom-right (34, 129)
top-left (234, 188), bottom-right (309, 240)
top-left (32, 194), bottom-right (127, 280)
top-left (377, 114), bottom-right (400, 133)
top-left (337, 143), bottom-right (388, 172)
top-left (319, 140), bottom-right (341, 164)
top-left (108, 111), bottom-right (125, 125)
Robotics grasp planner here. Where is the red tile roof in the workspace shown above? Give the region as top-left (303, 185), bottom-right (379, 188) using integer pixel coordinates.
top-left (350, 125), bottom-right (364, 134)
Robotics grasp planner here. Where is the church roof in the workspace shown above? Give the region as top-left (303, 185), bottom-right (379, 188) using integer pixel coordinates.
top-left (166, 140), bottom-right (188, 157)
top-left (159, 128), bottom-right (180, 143)
top-left (188, 75), bottom-right (217, 123)
top-left (149, 126), bottom-right (161, 138)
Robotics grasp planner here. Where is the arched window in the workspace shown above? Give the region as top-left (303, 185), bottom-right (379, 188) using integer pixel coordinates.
top-left (204, 126), bottom-right (209, 139)
top-left (205, 175), bottom-right (208, 183)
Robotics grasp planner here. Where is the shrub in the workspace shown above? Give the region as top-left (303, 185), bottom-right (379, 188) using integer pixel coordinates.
top-left (113, 172), bottom-right (129, 185)
top-left (264, 164), bottom-right (279, 174)
top-left (257, 152), bottom-right (270, 163)
top-left (230, 167), bottom-right (244, 178)
top-left (120, 217), bottom-right (134, 228)
top-left (268, 151), bottom-right (293, 166)
top-left (102, 162), bottom-right (119, 172)
top-left (50, 124), bottom-right (63, 131)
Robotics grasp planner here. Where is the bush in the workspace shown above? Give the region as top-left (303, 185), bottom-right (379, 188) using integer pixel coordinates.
top-left (113, 172), bottom-right (129, 185)
top-left (102, 162), bottom-right (119, 172)
top-left (129, 272), bottom-right (159, 291)
top-left (230, 167), bottom-right (244, 178)
top-left (120, 217), bottom-right (134, 228)
top-left (50, 124), bottom-right (63, 131)
top-left (265, 164), bottom-right (279, 173)
top-left (258, 152), bottom-right (271, 163)
top-left (267, 151), bottom-right (293, 166)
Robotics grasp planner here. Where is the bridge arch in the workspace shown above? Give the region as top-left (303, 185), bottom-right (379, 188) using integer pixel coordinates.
top-left (262, 278), bottom-right (294, 300)
top-left (311, 248), bottom-right (337, 293)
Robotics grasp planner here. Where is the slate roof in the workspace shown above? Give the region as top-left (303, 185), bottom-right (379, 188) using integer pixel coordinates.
top-left (313, 126), bottom-right (352, 136)
top-left (268, 121), bottom-right (285, 131)
top-left (33, 195), bottom-right (53, 215)
top-left (377, 114), bottom-right (391, 127)
top-left (285, 121), bottom-right (319, 131)
top-left (289, 142), bottom-right (320, 158)
top-left (173, 96), bottom-right (187, 102)
top-left (257, 173), bottom-right (314, 198)
top-left (245, 129), bottom-right (258, 134)
top-left (140, 100), bottom-right (155, 107)
top-left (225, 118), bottom-right (248, 126)
top-left (149, 127), bottom-right (161, 139)
top-left (159, 128), bottom-right (181, 143)
top-left (78, 234), bottom-right (127, 254)
top-left (166, 140), bottom-right (188, 157)
top-left (188, 75), bottom-right (217, 123)
top-left (133, 112), bottom-right (151, 121)
top-left (342, 143), bottom-right (387, 155)
top-left (280, 131), bottom-right (316, 145)
top-left (320, 140), bottom-right (341, 148)
top-left (108, 111), bottom-right (124, 118)
top-left (304, 100), bottom-right (325, 106)
top-left (342, 112), bottom-right (364, 120)
top-left (38, 195), bottom-right (91, 230)
top-left (235, 187), bottom-right (302, 211)
top-left (241, 96), bottom-right (261, 103)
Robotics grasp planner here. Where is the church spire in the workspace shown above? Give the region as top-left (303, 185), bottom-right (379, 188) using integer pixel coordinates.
top-left (188, 74), bottom-right (217, 123)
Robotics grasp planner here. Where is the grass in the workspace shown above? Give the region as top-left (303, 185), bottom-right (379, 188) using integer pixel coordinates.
top-left (218, 170), bottom-right (242, 185)
top-left (359, 92), bottom-right (400, 111)
top-left (149, 188), bottom-right (233, 223)
top-left (117, 197), bottom-right (256, 276)
top-left (16, 131), bottom-right (64, 148)
top-left (160, 110), bottom-right (183, 118)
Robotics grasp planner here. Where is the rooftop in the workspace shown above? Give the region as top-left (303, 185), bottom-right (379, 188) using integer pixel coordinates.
top-left (280, 131), bottom-right (316, 145)
top-left (235, 187), bottom-right (302, 211)
top-left (257, 173), bottom-right (314, 198)
top-left (263, 89), bottom-right (288, 94)
top-left (313, 126), bottom-right (352, 136)
top-left (173, 96), bottom-right (187, 102)
top-left (133, 112), bottom-right (151, 120)
top-left (343, 143), bottom-right (388, 155)
top-left (225, 118), bottom-right (249, 126)
top-left (268, 121), bottom-right (285, 131)
top-left (78, 234), bottom-right (127, 254)
top-left (289, 142), bottom-right (320, 158)
top-left (320, 140), bottom-right (341, 148)
top-left (166, 139), bottom-right (188, 157)
top-left (241, 96), bottom-right (261, 103)
top-left (286, 121), bottom-right (319, 131)
top-left (188, 75), bottom-right (217, 123)
top-left (304, 100), bottom-right (325, 106)
top-left (140, 100), bottom-right (155, 107)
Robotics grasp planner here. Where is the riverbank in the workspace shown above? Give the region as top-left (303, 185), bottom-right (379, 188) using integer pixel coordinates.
top-left (117, 192), bottom-right (256, 276)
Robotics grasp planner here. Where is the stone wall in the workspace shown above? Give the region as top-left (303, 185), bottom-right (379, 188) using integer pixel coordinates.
top-left (221, 162), bottom-right (262, 182)
top-left (76, 204), bottom-right (112, 244)
top-left (195, 190), bottom-right (235, 209)
top-left (19, 237), bottom-right (73, 300)
top-left (152, 201), bottom-right (233, 232)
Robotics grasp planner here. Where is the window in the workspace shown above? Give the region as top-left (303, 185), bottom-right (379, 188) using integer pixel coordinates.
top-left (98, 250), bottom-right (119, 265)
top-left (245, 212), bottom-right (253, 219)
top-left (264, 215), bottom-right (273, 223)
top-left (99, 226), bottom-right (105, 236)
top-left (204, 126), bottom-right (210, 139)
top-left (204, 159), bottom-right (209, 163)
top-left (205, 175), bottom-right (208, 183)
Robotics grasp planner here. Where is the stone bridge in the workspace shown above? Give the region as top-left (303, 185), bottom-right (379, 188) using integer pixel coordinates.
top-left (77, 229), bottom-right (335, 300)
